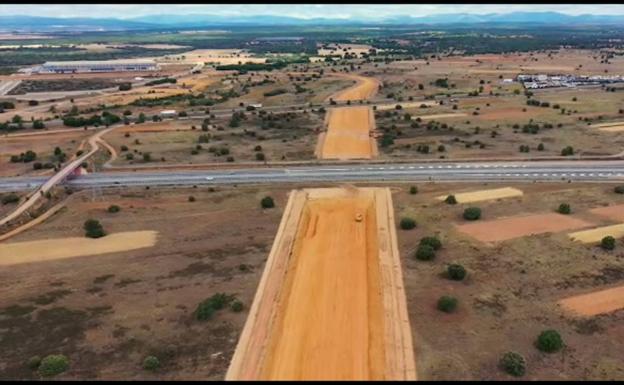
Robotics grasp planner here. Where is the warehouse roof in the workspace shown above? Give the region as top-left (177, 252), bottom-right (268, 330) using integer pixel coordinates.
top-left (42, 59), bottom-right (156, 66)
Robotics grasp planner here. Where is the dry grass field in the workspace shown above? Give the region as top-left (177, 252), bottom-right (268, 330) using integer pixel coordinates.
top-left (2, 182), bottom-right (624, 380)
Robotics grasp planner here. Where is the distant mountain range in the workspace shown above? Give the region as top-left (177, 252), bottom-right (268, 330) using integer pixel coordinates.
top-left (2, 12), bottom-right (624, 32)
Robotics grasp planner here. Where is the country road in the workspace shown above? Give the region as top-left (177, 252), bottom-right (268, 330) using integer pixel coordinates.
top-left (2, 161), bottom-right (624, 192)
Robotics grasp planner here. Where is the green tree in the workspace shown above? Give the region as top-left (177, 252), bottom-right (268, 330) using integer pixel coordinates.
top-left (38, 354), bottom-right (69, 377)
top-left (33, 120), bottom-right (45, 129)
top-left (447, 264), bottom-right (467, 280)
top-left (107, 205), bottom-right (120, 213)
top-left (445, 195), bottom-right (457, 204)
top-left (500, 352), bottom-right (526, 377)
top-left (409, 186), bottom-right (418, 195)
top-left (535, 330), bottom-right (564, 353)
top-left (399, 217), bottom-right (416, 230)
top-left (561, 146), bottom-right (574, 156)
top-left (601, 235), bottom-right (616, 250)
top-left (261, 196), bottom-right (275, 209)
top-left (437, 296), bottom-right (458, 313)
top-left (463, 207), bottom-right (482, 221)
top-left (143, 356), bottom-right (160, 371)
top-left (84, 219), bottom-right (105, 238)
top-left (420, 236), bottom-right (441, 250)
top-left (614, 186), bottom-right (624, 194)
top-left (231, 300), bottom-right (244, 312)
top-left (557, 203), bottom-right (571, 215)
top-left (415, 244), bottom-right (435, 261)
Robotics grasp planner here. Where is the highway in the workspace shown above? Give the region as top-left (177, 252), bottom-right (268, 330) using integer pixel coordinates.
top-left (2, 161), bottom-right (624, 192)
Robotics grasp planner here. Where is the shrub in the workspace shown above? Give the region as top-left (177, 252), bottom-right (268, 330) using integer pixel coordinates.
top-left (614, 185), bottom-right (624, 194)
top-left (415, 244), bottom-right (435, 261)
top-left (409, 186), bottom-right (418, 195)
top-left (195, 293), bottom-right (235, 321)
top-left (561, 146), bottom-right (574, 156)
top-left (447, 264), bottom-right (467, 280)
top-left (143, 356), bottom-right (160, 371)
top-left (437, 296), bottom-right (458, 313)
top-left (107, 205), bottom-right (120, 213)
top-left (420, 236), bottom-right (442, 250)
top-left (601, 235), bottom-right (616, 250)
top-left (536, 330), bottom-right (564, 353)
top-left (261, 196), bottom-right (275, 209)
top-left (399, 217), bottom-right (416, 230)
top-left (27, 355), bottom-right (41, 370)
top-left (445, 195), bottom-right (457, 204)
top-left (500, 351), bottom-right (526, 376)
top-left (2, 193), bottom-right (20, 205)
top-left (188, 196), bottom-right (196, 202)
top-left (231, 300), bottom-right (244, 312)
top-left (125, 153), bottom-right (134, 160)
top-left (557, 203), bottom-right (571, 214)
top-left (256, 152), bottom-right (265, 161)
top-left (38, 354), bottom-right (69, 377)
top-left (463, 207), bottom-right (482, 221)
top-left (84, 219), bottom-right (105, 238)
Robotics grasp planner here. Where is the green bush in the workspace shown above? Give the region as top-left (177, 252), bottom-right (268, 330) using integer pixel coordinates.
top-left (409, 186), bottom-right (418, 195)
top-left (84, 219), bottom-right (105, 238)
top-left (415, 244), bottom-right (435, 261)
top-left (107, 205), bottom-right (120, 213)
top-left (615, 185), bottom-right (624, 194)
top-left (437, 296), bottom-right (458, 313)
top-left (195, 293), bottom-right (235, 321)
top-left (447, 264), bottom-right (467, 280)
top-left (445, 195), bottom-right (457, 204)
top-left (420, 236), bottom-right (442, 250)
top-left (143, 356), bottom-right (160, 371)
top-left (38, 354), bottom-right (69, 377)
top-left (2, 193), bottom-right (20, 205)
top-left (535, 330), bottom-right (564, 353)
top-left (499, 351), bottom-right (526, 377)
top-left (27, 355), bottom-right (41, 370)
top-left (601, 236), bottom-right (616, 250)
top-left (399, 217), bottom-right (416, 230)
top-left (463, 207), bottom-right (482, 221)
top-left (188, 196), bottom-right (196, 202)
top-left (231, 300), bottom-right (244, 312)
top-left (557, 203), bottom-right (571, 214)
top-left (261, 196), bottom-right (275, 209)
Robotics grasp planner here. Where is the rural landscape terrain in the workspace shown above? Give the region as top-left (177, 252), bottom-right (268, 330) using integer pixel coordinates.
top-left (1, 4), bottom-right (624, 381)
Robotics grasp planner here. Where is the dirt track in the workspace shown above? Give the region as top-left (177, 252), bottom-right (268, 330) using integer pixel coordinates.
top-left (318, 74), bottom-right (380, 160)
top-left (568, 224), bottom-right (624, 243)
top-left (456, 213), bottom-right (594, 243)
top-left (559, 285), bottom-right (624, 316)
top-left (0, 230), bottom-right (157, 266)
top-left (227, 187), bottom-right (415, 380)
top-left (436, 187), bottom-right (524, 203)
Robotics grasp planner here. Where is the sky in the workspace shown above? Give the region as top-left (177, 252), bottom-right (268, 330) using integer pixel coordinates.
top-left (2, 4), bottom-right (624, 19)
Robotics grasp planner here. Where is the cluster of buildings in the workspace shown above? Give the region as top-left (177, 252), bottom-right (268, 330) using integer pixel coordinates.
top-left (31, 59), bottom-right (159, 74)
top-left (519, 74), bottom-right (624, 89)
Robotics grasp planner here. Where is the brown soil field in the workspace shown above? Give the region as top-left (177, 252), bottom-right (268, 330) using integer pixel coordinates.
top-left (569, 224), bottom-right (624, 244)
top-left (318, 106), bottom-right (376, 159)
top-left (559, 285), bottom-right (624, 316)
top-left (227, 187), bottom-right (414, 380)
top-left (456, 213), bottom-right (594, 243)
top-left (0, 130), bottom-right (91, 177)
top-left (435, 187), bottom-right (524, 203)
top-left (2, 182), bottom-right (624, 380)
top-left (0, 231), bottom-right (157, 266)
top-left (589, 204), bottom-right (624, 221)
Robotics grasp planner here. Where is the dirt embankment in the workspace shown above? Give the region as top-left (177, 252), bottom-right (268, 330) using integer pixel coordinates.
top-left (227, 187), bottom-right (415, 380)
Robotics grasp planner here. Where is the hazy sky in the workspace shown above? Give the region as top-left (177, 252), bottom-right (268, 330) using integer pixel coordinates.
top-left (2, 4), bottom-right (624, 19)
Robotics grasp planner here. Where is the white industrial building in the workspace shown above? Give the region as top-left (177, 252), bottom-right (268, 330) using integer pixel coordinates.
top-left (36, 59), bottom-right (159, 74)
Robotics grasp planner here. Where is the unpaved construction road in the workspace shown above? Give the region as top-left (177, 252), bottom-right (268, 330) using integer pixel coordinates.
top-left (317, 74), bottom-right (380, 160)
top-left (227, 187), bottom-right (415, 380)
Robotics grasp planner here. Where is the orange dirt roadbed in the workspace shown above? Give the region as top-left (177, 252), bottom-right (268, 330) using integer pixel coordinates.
top-left (226, 187), bottom-right (415, 380)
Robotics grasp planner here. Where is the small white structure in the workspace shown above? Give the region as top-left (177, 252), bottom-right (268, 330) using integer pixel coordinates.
top-left (36, 59), bottom-right (158, 74)
top-left (502, 78), bottom-right (514, 83)
top-left (160, 110), bottom-right (177, 118)
top-left (249, 103), bottom-right (263, 108)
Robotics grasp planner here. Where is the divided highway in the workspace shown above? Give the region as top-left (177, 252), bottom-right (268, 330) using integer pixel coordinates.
top-left (2, 161), bottom-right (624, 192)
